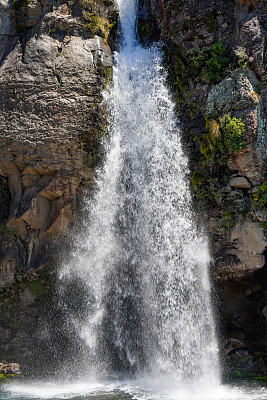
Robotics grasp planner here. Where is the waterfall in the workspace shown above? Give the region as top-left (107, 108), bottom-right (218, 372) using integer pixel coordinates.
top-left (60, 0), bottom-right (220, 384)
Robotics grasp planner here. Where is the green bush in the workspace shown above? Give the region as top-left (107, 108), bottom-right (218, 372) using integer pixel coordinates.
top-left (219, 114), bottom-right (245, 152)
top-left (206, 40), bottom-right (230, 83)
top-left (253, 180), bottom-right (267, 207)
top-left (201, 114), bottom-right (245, 164)
top-left (195, 187), bottom-right (212, 207)
top-left (191, 170), bottom-right (204, 189)
top-left (82, 12), bottom-right (104, 37)
top-left (187, 46), bottom-right (209, 74)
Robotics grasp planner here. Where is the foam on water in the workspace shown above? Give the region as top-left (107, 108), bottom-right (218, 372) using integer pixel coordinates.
top-left (2, 378), bottom-right (267, 400)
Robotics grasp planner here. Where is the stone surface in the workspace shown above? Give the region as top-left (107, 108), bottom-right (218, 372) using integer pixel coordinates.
top-left (227, 145), bottom-right (266, 186)
top-left (230, 176), bottom-right (251, 189)
top-left (0, 0), bottom-right (114, 283)
top-left (215, 221), bottom-right (266, 280)
top-left (206, 69), bottom-right (259, 118)
top-left (223, 338), bottom-right (245, 356)
top-left (240, 16), bottom-right (266, 82)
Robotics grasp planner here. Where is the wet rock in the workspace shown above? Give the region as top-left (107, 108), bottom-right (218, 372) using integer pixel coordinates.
top-left (20, 288), bottom-right (36, 307)
top-left (215, 220), bottom-right (267, 280)
top-left (245, 284), bottom-right (263, 297)
top-left (223, 338), bottom-right (245, 355)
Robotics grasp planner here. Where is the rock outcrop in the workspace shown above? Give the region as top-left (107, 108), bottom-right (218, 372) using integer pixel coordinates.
top-left (0, 0), bottom-right (114, 282)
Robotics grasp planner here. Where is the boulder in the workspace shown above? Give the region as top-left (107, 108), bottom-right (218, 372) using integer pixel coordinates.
top-left (227, 145), bottom-right (265, 186)
top-left (240, 16), bottom-right (266, 82)
top-left (215, 220), bottom-right (266, 280)
top-left (230, 176), bottom-right (251, 189)
top-left (206, 68), bottom-right (259, 118)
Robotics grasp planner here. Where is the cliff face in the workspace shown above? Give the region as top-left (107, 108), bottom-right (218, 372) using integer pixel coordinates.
top-left (0, 0), bottom-right (116, 278)
top-left (140, 0), bottom-right (267, 377)
top-left (0, 0), bottom-right (116, 370)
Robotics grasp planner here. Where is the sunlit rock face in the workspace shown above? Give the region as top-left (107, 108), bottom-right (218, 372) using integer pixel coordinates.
top-left (0, 0), bottom-right (115, 283)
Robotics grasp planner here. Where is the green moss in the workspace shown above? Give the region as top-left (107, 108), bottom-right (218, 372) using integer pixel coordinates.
top-left (102, 66), bottom-right (112, 87)
top-left (0, 221), bottom-right (17, 236)
top-left (0, 374), bottom-right (15, 383)
top-left (231, 370), bottom-right (267, 383)
top-left (22, 281), bottom-right (49, 297)
top-left (235, 48), bottom-right (249, 68)
top-left (83, 11), bottom-right (105, 37)
top-left (220, 210), bottom-right (235, 234)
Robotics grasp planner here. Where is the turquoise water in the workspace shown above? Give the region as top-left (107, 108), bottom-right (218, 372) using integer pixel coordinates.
top-left (1, 378), bottom-right (267, 400)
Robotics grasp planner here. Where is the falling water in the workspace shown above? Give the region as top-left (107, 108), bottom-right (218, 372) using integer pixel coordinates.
top-left (2, 1), bottom-right (267, 399)
top-left (60, 0), bottom-right (220, 385)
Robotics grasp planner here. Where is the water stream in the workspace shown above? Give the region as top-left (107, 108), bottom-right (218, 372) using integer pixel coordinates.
top-left (1, 0), bottom-right (267, 398)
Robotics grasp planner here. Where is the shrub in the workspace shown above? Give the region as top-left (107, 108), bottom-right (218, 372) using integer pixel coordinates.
top-left (188, 46), bottom-right (209, 74)
top-left (191, 170), bottom-right (204, 189)
top-left (195, 187), bottom-right (212, 207)
top-left (206, 40), bottom-right (230, 83)
top-left (219, 114), bottom-right (245, 152)
top-left (82, 11), bottom-right (104, 37)
top-left (253, 180), bottom-right (267, 207)
top-left (201, 114), bottom-right (245, 164)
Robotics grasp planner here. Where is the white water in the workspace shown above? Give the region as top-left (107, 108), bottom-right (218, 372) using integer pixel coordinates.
top-left (59, 0), bottom-right (219, 384)
top-left (2, 0), bottom-right (267, 399)
top-left (2, 379), bottom-right (267, 400)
